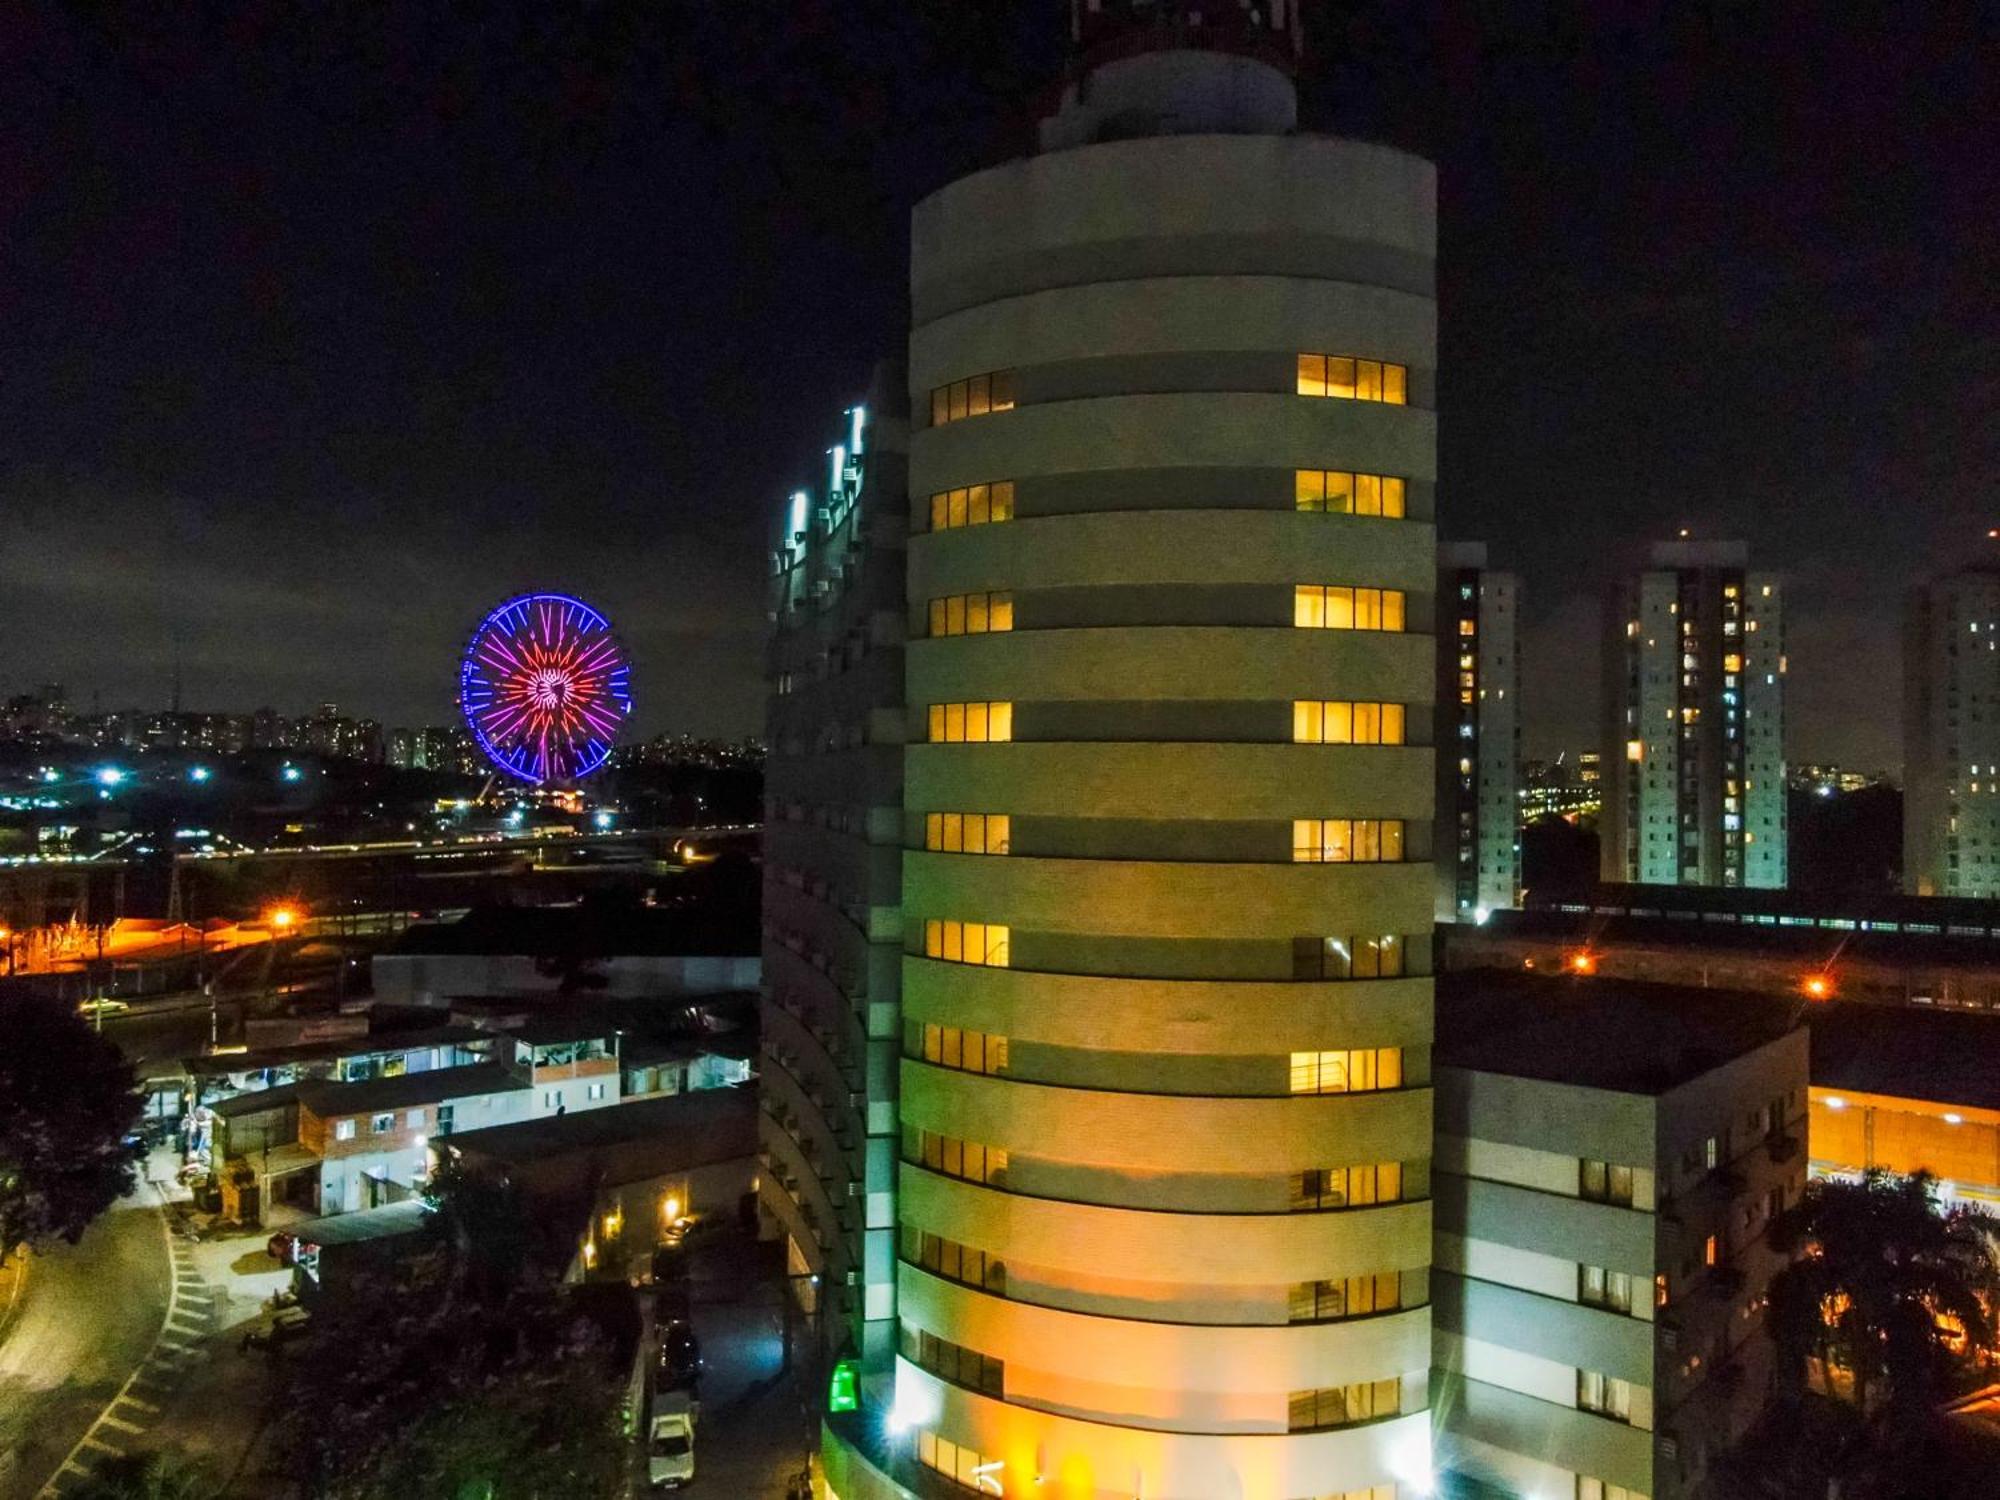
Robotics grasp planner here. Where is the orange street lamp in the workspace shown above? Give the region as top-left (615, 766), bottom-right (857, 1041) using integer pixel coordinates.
top-left (1568, 951), bottom-right (1597, 976)
top-left (1803, 973), bottom-right (1833, 1001)
top-left (267, 907), bottom-right (299, 933)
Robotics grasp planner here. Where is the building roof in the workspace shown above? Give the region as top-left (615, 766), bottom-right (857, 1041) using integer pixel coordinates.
top-left (298, 1061), bottom-right (522, 1119)
top-left (1436, 968), bottom-right (1802, 1095)
top-left (450, 1085), bottom-right (756, 1179)
top-left (290, 1199), bottom-right (432, 1247)
top-left (185, 1024), bottom-right (492, 1078)
top-left (1809, 1004), bottom-right (2000, 1112)
top-left (210, 1081), bottom-right (305, 1119)
top-left (505, 1015), bottom-right (622, 1047)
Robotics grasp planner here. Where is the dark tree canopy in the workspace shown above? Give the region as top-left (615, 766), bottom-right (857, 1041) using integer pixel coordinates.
top-left (0, 994), bottom-right (143, 1259)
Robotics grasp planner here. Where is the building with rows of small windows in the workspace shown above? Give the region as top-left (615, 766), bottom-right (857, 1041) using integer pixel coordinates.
top-left (792, 5), bottom-right (1441, 1499)
top-left (1436, 542), bottom-right (1521, 923)
top-left (1903, 564), bottom-right (2000, 898)
top-left (1602, 540), bottom-right (1787, 891)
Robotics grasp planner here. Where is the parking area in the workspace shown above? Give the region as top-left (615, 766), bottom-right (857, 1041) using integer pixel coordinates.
top-left (659, 1227), bottom-right (820, 1498)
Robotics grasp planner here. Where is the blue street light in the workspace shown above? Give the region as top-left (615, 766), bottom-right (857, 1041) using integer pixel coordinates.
top-left (96, 767), bottom-right (127, 787)
top-left (190, 766), bottom-right (212, 783)
top-left (593, 811), bottom-right (614, 830)
top-left (281, 765), bottom-right (303, 783)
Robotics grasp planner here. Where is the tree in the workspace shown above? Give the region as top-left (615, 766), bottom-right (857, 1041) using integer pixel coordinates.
top-left (273, 1166), bottom-right (630, 1499)
top-left (1769, 1169), bottom-right (2000, 1422)
top-left (0, 993), bottom-right (143, 1260)
top-left (66, 1452), bottom-right (217, 1500)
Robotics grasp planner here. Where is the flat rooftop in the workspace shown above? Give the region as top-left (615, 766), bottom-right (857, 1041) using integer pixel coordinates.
top-left (450, 1085), bottom-right (756, 1172)
top-left (297, 1061), bottom-right (522, 1117)
top-left (1809, 1004), bottom-right (2000, 1112)
top-left (186, 1024), bottom-right (491, 1077)
top-left (1437, 969), bottom-right (1802, 1094)
top-left (384, 902), bottom-right (757, 959)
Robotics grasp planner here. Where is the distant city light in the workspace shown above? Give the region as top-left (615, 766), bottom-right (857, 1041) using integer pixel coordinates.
top-left (281, 764), bottom-right (304, 783)
top-left (1568, 951), bottom-right (1596, 975)
top-left (1945, 1113), bottom-right (1964, 1126)
top-left (1472, 905), bottom-right (1492, 926)
top-left (1825, 1096), bottom-right (1846, 1111)
top-left (506, 809), bottom-right (524, 827)
top-left (267, 906), bottom-right (300, 931)
top-left (1803, 973), bottom-right (1833, 1000)
top-left (190, 766), bottom-right (212, 783)
top-left (95, 767), bottom-right (126, 787)
top-left (593, 811), bottom-right (614, 830)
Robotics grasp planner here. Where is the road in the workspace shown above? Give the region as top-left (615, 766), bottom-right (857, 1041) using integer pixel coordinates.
top-left (0, 1183), bottom-right (170, 1499)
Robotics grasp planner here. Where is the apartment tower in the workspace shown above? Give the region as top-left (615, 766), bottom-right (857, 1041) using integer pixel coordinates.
top-left (1903, 565), bottom-right (2000, 897)
top-left (763, 367), bottom-right (910, 1373)
top-left (1437, 542), bottom-right (1520, 921)
top-left (1602, 540), bottom-right (1786, 889)
top-left (825, 8), bottom-right (1442, 1498)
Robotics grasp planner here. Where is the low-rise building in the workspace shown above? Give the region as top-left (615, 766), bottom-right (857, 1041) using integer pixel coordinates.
top-left (1808, 1003), bottom-right (2000, 1210)
top-left (299, 1062), bottom-right (531, 1214)
top-left (1433, 971), bottom-right (1808, 1500)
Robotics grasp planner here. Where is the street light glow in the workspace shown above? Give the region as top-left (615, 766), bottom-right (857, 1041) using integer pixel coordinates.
top-left (268, 906), bottom-right (300, 931)
top-left (190, 766), bottom-right (212, 782)
top-left (96, 767), bottom-right (126, 787)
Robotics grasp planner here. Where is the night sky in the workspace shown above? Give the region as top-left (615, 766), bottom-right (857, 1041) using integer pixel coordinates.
top-left (3, 4), bottom-right (1992, 771)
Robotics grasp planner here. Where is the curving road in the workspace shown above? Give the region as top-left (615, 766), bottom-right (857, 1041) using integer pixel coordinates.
top-left (0, 1186), bottom-right (169, 1499)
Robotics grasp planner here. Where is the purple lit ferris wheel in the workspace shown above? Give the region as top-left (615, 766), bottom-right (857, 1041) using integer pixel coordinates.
top-left (459, 593), bottom-right (633, 785)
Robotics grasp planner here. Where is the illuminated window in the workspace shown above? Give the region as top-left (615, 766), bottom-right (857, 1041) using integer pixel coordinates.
top-left (1293, 701), bottom-right (1407, 745)
top-left (902, 1323), bottom-right (1004, 1396)
top-left (1289, 1271), bottom-right (1412, 1322)
top-left (1626, 739), bottom-right (1644, 762)
top-left (926, 702), bottom-right (1013, 743)
top-left (1289, 1047), bottom-right (1404, 1094)
top-left (1296, 354), bottom-right (1410, 405)
top-left (924, 812), bottom-right (1011, 854)
top-left (1286, 1377), bottom-right (1403, 1431)
top-left (370, 1112), bottom-right (396, 1135)
top-left (930, 370), bottom-right (1017, 427)
top-left (1703, 1233), bottom-right (1719, 1267)
top-left (1292, 819), bottom-right (1406, 863)
top-left (1580, 1264), bottom-right (1634, 1314)
top-left (901, 1226), bottom-right (1007, 1295)
top-left (912, 1022), bottom-right (1009, 1076)
top-left (1578, 1479), bottom-right (1644, 1500)
top-left (1291, 1161), bottom-right (1407, 1210)
top-left (908, 1129), bottom-right (1009, 1186)
top-left (1577, 1369), bottom-right (1633, 1424)
top-left (1580, 1159), bottom-right (1636, 1206)
top-left (929, 480), bottom-right (1016, 531)
top-left (334, 1118), bottom-right (357, 1142)
top-left (1295, 586), bottom-right (1406, 632)
top-left (1300, 933), bottom-right (1418, 980)
top-left (1295, 469), bottom-right (1408, 518)
top-left (1457, 618), bottom-right (1475, 636)
top-left (916, 1431), bottom-right (1006, 1492)
top-left (921, 920), bottom-right (1010, 968)
top-left (927, 591), bottom-right (1014, 637)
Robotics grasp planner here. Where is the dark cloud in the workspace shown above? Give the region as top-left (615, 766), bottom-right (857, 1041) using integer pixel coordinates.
top-left (1, 3), bottom-right (1991, 766)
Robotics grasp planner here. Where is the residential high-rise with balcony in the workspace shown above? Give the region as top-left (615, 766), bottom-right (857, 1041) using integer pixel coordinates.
top-left (1602, 541), bottom-right (1786, 889)
top-left (813, 8), bottom-right (1440, 1498)
top-left (1437, 542), bottom-right (1520, 921)
top-left (1903, 564), bottom-right (2000, 898)
top-left (763, 366), bottom-right (910, 1377)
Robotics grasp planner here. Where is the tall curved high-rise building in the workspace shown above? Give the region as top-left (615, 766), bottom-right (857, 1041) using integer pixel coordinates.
top-left (812, 7), bottom-right (1438, 1498)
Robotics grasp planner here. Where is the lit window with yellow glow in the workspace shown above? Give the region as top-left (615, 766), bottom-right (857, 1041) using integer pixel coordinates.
top-left (1289, 1271), bottom-right (1411, 1322)
top-left (902, 1226), bottom-right (1007, 1294)
top-left (914, 1023), bottom-right (1009, 1076)
top-left (924, 812), bottom-right (1010, 854)
top-left (1295, 469), bottom-right (1407, 517)
top-left (1301, 934), bottom-right (1414, 980)
top-left (902, 1324), bottom-right (1004, 1396)
top-left (926, 702), bottom-right (1013, 743)
top-left (909, 1128), bottom-right (1009, 1186)
top-left (1296, 354), bottom-right (1409, 405)
top-left (1291, 1161), bottom-right (1406, 1210)
top-left (929, 370), bottom-right (1016, 427)
top-left (1292, 819), bottom-right (1406, 863)
top-left (916, 1432), bottom-right (1006, 1490)
top-left (922, 919), bottom-right (1010, 967)
top-left (1293, 700), bottom-right (1407, 745)
top-left (1295, 585), bottom-right (1407, 631)
top-left (1289, 1047), bottom-right (1404, 1094)
top-left (929, 480), bottom-right (1015, 531)
top-left (1286, 1377), bottom-right (1403, 1431)
top-left (1578, 1478), bottom-right (1644, 1500)
top-left (927, 591), bottom-right (1013, 637)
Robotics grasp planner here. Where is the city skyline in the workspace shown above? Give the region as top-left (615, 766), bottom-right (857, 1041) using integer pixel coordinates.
top-left (4, 7), bottom-right (1989, 765)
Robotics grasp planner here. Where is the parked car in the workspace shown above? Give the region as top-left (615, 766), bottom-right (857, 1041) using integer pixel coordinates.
top-left (76, 997), bottom-right (129, 1019)
top-left (658, 1319), bottom-right (702, 1390)
top-left (648, 1390), bottom-right (696, 1489)
top-left (267, 1231), bottom-right (300, 1265)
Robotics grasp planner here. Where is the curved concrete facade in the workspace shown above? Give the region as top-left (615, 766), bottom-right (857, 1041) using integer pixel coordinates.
top-left (887, 125), bottom-right (1438, 1498)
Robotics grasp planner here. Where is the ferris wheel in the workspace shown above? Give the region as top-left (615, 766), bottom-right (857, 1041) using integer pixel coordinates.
top-left (458, 592), bottom-right (633, 785)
